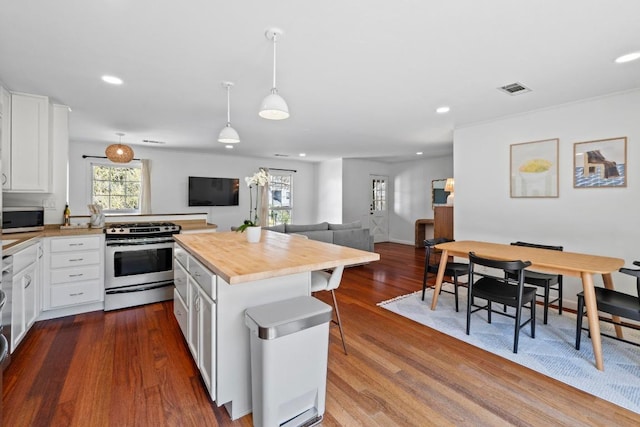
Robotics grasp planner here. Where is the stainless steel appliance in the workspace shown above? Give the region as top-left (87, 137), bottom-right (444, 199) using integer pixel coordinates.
top-left (104, 222), bottom-right (181, 311)
top-left (2, 207), bottom-right (45, 233)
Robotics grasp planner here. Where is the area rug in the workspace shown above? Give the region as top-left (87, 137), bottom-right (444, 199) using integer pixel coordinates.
top-left (377, 289), bottom-right (640, 414)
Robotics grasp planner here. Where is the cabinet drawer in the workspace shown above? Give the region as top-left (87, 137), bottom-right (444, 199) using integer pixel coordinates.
top-left (50, 236), bottom-right (101, 252)
top-left (174, 289), bottom-right (188, 339)
top-left (174, 244), bottom-right (188, 269)
top-left (13, 243), bottom-right (38, 273)
top-left (50, 265), bottom-right (100, 284)
top-left (50, 280), bottom-right (103, 308)
top-left (189, 258), bottom-right (216, 300)
top-left (50, 250), bottom-right (100, 268)
top-left (174, 262), bottom-right (189, 305)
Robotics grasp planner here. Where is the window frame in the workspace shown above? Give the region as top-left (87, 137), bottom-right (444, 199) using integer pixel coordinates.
top-left (267, 171), bottom-right (293, 226)
top-left (87, 159), bottom-right (142, 214)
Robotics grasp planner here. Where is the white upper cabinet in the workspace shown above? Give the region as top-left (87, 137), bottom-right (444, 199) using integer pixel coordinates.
top-left (0, 85), bottom-right (11, 189)
top-left (5, 92), bottom-right (51, 192)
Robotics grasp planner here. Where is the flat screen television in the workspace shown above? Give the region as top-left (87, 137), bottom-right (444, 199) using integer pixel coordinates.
top-left (188, 176), bottom-right (239, 206)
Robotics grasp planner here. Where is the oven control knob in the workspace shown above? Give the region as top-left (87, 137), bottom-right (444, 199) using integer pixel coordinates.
top-left (111, 228), bottom-right (116, 232)
top-left (119, 228), bottom-right (124, 232)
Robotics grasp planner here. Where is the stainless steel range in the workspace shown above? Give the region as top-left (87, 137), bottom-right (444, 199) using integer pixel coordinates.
top-left (104, 222), bottom-right (181, 311)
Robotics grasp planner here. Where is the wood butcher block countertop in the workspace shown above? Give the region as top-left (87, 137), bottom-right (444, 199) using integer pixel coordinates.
top-left (174, 230), bottom-right (380, 284)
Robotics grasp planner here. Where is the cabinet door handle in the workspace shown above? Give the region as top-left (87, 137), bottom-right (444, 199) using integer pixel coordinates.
top-left (25, 275), bottom-right (32, 289)
top-left (193, 271), bottom-right (201, 278)
top-left (69, 292), bottom-right (84, 297)
top-left (69, 258), bottom-right (84, 262)
top-left (69, 273), bottom-right (84, 278)
top-left (69, 243), bottom-right (84, 247)
top-left (1, 173), bottom-right (6, 185)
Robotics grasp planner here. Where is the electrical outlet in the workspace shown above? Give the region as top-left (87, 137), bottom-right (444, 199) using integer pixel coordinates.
top-left (43, 198), bottom-right (56, 209)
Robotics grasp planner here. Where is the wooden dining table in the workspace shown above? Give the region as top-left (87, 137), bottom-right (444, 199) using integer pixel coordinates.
top-left (430, 240), bottom-right (625, 371)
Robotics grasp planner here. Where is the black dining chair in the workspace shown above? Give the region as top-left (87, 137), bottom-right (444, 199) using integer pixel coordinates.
top-left (575, 261), bottom-right (640, 350)
top-left (467, 252), bottom-right (536, 353)
top-left (421, 238), bottom-right (468, 311)
top-left (509, 241), bottom-right (564, 324)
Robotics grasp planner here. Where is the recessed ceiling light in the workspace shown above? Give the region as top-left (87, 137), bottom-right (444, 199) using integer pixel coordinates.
top-left (436, 106), bottom-right (450, 114)
top-left (225, 145), bottom-right (234, 149)
top-left (299, 153), bottom-right (306, 157)
top-left (102, 75), bottom-right (123, 85)
top-left (416, 152), bottom-right (423, 155)
top-left (614, 52), bottom-right (640, 63)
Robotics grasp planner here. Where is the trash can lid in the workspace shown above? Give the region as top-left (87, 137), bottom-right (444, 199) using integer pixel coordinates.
top-left (245, 296), bottom-right (333, 340)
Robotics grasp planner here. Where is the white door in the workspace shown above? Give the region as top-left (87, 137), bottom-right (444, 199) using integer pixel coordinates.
top-left (369, 175), bottom-right (389, 243)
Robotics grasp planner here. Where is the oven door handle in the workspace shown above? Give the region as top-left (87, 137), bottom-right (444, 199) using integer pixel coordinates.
top-left (106, 239), bottom-right (175, 247)
top-left (106, 282), bottom-right (174, 294)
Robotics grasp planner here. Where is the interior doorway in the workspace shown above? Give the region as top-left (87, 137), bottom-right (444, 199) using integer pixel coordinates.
top-left (369, 175), bottom-right (389, 242)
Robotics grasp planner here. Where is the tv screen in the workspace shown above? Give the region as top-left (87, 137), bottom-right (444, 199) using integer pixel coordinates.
top-left (188, 176), bottom-right (239, 206)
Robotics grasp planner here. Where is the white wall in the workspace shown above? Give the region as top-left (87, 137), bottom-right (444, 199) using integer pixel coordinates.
top-left (68, 141), bottom-right (317, 232)
top-left (388, 155), bottom-right (453, 244)
top-left (454, 89), bottom-right (640, 304)
top-left (316, 158), bottom-right (343, 223)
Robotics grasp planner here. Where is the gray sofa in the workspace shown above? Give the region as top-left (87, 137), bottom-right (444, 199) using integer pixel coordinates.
top-left (264, 221), bottom-right (374, 252)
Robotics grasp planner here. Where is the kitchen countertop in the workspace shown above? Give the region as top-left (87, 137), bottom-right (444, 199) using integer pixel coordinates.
top-left (174, 230), bottom-right (380, 284)
top-left (1, 219), bottom-right (218, 255)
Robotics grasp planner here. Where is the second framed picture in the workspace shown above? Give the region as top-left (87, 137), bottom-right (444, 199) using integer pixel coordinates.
top-left (510, 138), bottom-right (559, 198)
top-left (574, 137), bottom-right (627, 188)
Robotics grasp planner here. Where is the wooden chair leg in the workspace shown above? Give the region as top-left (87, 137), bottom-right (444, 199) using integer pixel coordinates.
top-left (331, 290), bottom-right (348, 355)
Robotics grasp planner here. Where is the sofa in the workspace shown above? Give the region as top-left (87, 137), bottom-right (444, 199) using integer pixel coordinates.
top-left (264, 221), bottom-right (374, 252)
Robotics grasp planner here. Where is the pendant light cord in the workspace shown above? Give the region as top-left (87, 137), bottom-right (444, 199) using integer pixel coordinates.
top-left (226, 85), bottom-right (231, 125)
top-left (272, 33), bottom-right (278, 92)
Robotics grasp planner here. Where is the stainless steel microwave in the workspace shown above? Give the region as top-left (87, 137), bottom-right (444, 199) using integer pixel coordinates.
top-left (2, 207), bottom-right (45, 233)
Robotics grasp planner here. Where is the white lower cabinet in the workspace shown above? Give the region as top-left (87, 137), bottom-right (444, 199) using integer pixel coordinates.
top-left (43, 235), bottom-right (104, 310)
top-left (11, 241), bottom-right (41, 353)
top-left (174, 243), bottom-right (216, 401)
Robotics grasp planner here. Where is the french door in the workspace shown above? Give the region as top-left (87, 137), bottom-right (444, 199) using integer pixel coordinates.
top-left (369, 175), bottom-right (389, 242)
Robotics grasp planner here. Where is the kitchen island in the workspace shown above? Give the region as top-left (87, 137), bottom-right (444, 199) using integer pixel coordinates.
top-left (173, 230), bottom-right (379, 420)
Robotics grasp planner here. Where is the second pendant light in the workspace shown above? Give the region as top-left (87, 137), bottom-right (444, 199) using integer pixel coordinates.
top-left (218, 81), bottom-right (240, 144)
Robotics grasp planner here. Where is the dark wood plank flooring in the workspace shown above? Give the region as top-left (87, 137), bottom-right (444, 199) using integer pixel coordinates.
top-left (3, 243), bottom-right (639, 426)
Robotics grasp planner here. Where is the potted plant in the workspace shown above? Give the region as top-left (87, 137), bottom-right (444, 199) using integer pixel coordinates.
top-left (236, 169), bottom-right (269, 242)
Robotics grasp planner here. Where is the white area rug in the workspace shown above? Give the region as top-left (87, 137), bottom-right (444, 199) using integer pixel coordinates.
top-left (378, 288), bottom-right (640, 414)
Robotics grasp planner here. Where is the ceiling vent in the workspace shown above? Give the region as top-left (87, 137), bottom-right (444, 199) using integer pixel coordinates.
top-left (142, 139), bottom-right (166, 145)
top-left (498, 82), bottom-right (531, 96)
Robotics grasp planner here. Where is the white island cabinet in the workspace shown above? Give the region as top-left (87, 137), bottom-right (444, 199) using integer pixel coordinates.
top-left (173, 243), bottom-right (216, 400)
top-left (173, 231), bottom-right (379, 420)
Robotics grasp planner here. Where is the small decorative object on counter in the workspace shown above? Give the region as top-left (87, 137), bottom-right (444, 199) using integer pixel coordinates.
top-left (63, 203), bottom-right (71, 226)
top-left (235, 169), bottom-right (269, 242)
top-left (88, 203), bottom-right (105, 228)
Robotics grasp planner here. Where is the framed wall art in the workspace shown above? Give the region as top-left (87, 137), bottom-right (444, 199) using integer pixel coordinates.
top-left (574, 137), bottom-right (627, 188)
top-left (510, 138), bottom-right (559, 198)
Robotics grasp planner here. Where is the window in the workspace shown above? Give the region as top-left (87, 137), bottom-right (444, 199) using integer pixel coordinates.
top-left (267, 172), bottom-right (292, 225)
top-left (91, 163), bottom-right (141, 213)
top-left (371, 177), bottom-right (386, 211)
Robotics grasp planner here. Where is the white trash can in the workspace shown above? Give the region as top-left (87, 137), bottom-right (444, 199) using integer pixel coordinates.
top-left (245, 295), bottom-right (333, 427)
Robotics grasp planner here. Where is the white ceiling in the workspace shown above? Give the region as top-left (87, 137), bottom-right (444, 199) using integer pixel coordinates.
top-left (1, 1), bottom-right (639, 163)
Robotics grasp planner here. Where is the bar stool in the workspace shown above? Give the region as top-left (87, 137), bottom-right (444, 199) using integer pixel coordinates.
top-left (311, 265), bottom-right (348, 354)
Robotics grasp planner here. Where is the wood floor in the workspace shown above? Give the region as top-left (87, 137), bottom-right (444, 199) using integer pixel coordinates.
top-left (3, 242), bottom-right (639, 426)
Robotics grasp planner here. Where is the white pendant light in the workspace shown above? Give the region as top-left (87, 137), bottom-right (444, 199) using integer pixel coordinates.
top-left (105, 132), bottom-right (134, 163)
top-left (259, 28), bottom-right (290, 120)
top-left (218, 81), bottom-right (240, 143)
